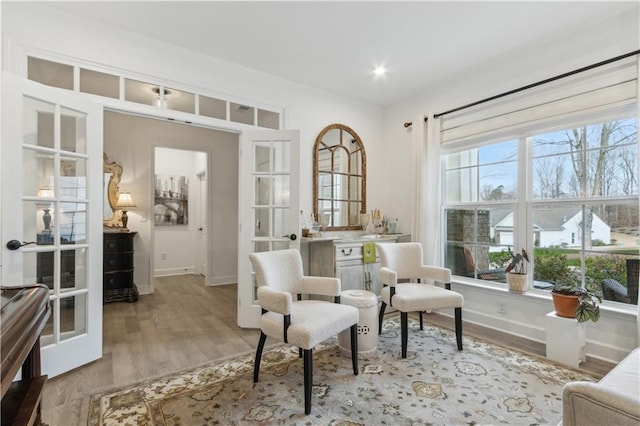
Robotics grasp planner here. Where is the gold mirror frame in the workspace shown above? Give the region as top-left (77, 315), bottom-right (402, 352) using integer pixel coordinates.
top-left (103, 153), bottom-right (122, 227)
top-left (313, 123), bottom-right (366, 230)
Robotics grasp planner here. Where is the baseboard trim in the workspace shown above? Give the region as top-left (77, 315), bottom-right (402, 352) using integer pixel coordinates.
top-left (206, 275), bottom-right (237, 286)
top-left (155, 267), bottom-right (195, 277)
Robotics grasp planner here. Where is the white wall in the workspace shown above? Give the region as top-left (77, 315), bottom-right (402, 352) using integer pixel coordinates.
top-left (381, 6), bottom-right (640, 362)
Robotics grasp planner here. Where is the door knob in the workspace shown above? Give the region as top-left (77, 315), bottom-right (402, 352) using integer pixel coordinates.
top-left (6, 240), bottom-right (36, 250)
top-left (283, 234), bottom-right (297, 241)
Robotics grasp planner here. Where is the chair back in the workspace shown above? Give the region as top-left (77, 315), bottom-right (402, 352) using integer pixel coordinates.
top-left (249, 249), bottom-right (304, 293)
top-left (377, 242), bottom-right (425, 279)
top-left (626, 258), bottom-right (639, 305)
top-left (446, 244), bottom-right (475, 277)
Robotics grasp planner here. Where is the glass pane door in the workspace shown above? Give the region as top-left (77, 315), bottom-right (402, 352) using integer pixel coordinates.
top-left (2, 72), bottom-right (103, 377)
top-left (238, 130), bottom-right (299, 328)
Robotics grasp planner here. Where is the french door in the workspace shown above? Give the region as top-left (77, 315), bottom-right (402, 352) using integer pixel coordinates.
top-left (237, 130), bottom-right (300, 327)
top-left (1, 72), bottom-right (103, 377)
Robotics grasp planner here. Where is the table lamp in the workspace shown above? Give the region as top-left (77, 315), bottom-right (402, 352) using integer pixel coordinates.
top-left (116, 191), bottom-right (136, 232)
top-left (36, 187), bottom-right (55, 233)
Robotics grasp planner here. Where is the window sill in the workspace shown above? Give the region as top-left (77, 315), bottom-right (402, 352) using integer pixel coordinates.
top-left (451, 276), bottom-right (638, 320)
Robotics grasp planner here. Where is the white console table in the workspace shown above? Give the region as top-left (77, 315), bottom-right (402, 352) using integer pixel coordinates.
top-left (545, 311), bottom-right (586, 368)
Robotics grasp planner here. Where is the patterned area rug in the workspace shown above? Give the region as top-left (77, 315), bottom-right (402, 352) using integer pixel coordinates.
top-left (85, 317), bottom-right (596, 425)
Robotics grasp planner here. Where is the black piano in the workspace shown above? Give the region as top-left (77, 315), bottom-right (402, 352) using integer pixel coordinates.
top-left (1, 285), bottom-right (50, 426)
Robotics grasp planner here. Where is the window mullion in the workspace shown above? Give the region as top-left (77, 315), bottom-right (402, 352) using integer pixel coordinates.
top-left (516, 137), bottom-right (529, 253)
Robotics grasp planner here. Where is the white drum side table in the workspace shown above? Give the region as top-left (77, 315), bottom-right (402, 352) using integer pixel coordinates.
top-left (338, 290), bottom-right (379, 357)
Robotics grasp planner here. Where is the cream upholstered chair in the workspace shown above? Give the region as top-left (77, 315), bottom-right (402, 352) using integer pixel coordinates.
top-left (249, 249), bottom-right (359, 415)
top-left (377, 242), bottom-right (463, 358)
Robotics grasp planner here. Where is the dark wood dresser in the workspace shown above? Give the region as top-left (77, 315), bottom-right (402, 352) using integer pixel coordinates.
top-left (103, 231), bottom-right (138, 303)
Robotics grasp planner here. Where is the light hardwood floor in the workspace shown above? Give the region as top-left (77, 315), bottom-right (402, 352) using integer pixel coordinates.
top-left (42, 275), bottom-right (259, 425)
top-left (41, 275), bottom-right (614, 425)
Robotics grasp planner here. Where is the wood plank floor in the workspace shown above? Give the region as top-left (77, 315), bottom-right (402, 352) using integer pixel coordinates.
top-left (41, 275), bottom-right (259, 426)
top-left (40, 275), bottom-right (614, 425)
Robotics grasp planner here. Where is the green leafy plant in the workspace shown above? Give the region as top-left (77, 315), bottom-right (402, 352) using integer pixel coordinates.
top-left (504, 248), bottom-right (529, 275)
top-left (553, 282), bottom-right (602, 323)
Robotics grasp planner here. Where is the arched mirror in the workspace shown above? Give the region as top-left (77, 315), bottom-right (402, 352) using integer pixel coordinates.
top-left (313, 123), bottom-right (366, 230)
top-left (103, 153), bottom-right (122, 227)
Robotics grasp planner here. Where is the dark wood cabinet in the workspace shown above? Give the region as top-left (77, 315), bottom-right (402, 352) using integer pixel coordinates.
top-left (103, 231), bottom-right (138, 303)
top-left (36, 233), bottom-right (75, 290)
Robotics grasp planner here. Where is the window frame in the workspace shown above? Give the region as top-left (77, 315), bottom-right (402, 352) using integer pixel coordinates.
top-left (441, 109), bottom-right (639, 307)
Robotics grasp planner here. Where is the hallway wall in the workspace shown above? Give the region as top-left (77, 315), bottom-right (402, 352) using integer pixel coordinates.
top-left (104, 112), bottom-right (239, 291)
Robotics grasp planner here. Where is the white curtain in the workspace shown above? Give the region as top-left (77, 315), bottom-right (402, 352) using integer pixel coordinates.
top-left (411, 114), bottom-right (443, 266)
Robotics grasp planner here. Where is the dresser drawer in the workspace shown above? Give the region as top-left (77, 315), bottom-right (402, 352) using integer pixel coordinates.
top-left (104, 236), bottom-right (134, 253)
top-left (104, 271), bottom-right (134, 290)
top-left (104, 253), bottom-right (133, 271)
top-left (335, 244), bottom-right (363, 260)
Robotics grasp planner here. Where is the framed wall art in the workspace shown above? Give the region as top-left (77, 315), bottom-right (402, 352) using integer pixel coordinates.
top-left (154, 174), bottom-right (189, 225)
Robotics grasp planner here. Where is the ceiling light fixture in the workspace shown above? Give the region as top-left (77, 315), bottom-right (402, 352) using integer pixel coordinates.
top-left (152, 87), bottom-right (172, 107)
top-left (373, 66), bottom-right (387, 77)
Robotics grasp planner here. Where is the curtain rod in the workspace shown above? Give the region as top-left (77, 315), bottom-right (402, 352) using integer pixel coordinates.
top-left (433, 50), bottom-right (640, 120)
top-left (403, 116), bottom-right (428, 129)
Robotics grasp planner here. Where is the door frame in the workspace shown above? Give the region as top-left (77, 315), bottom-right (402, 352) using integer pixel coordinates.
top-left (6, 45), bottom-right (288, 328)
top-left (148, 144), bottom-right (210, 284)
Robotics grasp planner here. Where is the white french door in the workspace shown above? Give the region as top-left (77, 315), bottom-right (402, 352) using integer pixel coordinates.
top-left (1, 72), bottom-right (103, 377)
top-left (237, 130), bottom-right (300, 328)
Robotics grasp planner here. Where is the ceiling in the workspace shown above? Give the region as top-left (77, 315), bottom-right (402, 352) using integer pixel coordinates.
top-left (45, 1), bottom-right (637, 107)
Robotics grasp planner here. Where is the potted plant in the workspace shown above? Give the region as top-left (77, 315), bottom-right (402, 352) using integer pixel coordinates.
top-left (552, 282), bottom-right (602, 322)
top-left (504, 248), bottom-right (529, 293)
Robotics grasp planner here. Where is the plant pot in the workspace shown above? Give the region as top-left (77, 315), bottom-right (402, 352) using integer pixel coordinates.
top-left (552, 292), bottom-right (579, 318)
top-left (506, 273), bottom-right (528, 293)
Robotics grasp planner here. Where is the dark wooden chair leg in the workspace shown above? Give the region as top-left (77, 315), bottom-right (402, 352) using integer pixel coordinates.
top-left (401, 312), bottom-right (408, 358)
top-left (253, 332), bottom-right (267, 382)
top-left (303, 349), bottom-right (313, 415)
top-left (455, 307), bottom-right (463, 350)
top-left (419, 311), bottom-right (424, 330)
top-left (378, 302), bottom-right (386, 334)
top-left (350, 324), bottom-right (359, 375)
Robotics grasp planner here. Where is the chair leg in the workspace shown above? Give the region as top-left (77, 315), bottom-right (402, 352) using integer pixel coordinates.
top-left (303, 349), bottom-right (313, 415)
top-left (401, 312), bottom-right (408, 358)
top-left (419, 311), bottom-right (424, 330)
top-left (253, 332), bottom-right (267, 382)
top-left (350, 324), bottom-right (359, 375)
top-left (299, 348), bottom-right (303, 358)
top-left (378, 302), bottom-right (386, 334)
top-left (455, 307), bottom-right (463, 350)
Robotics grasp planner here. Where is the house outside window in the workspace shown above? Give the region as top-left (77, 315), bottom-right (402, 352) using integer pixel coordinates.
top-left (442, 116), bottom-right (639, 306)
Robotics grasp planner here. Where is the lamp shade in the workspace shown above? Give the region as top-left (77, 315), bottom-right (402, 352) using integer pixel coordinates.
top-left (37, 187), bottom-right (54, 198)
top-left (116, 191), bottom-right (136, 209)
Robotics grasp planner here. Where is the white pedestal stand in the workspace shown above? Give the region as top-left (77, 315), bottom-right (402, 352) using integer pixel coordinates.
top-left (338, 290), bottom-right (378, 357)
top-left (545, 311), bottom-right (586, 368)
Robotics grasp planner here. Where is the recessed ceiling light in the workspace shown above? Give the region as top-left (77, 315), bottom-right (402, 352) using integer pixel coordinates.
top-left (373, 66), bottom-right (387, 77)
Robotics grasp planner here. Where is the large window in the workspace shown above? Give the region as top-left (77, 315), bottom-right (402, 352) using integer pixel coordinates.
top-left (443, 116), bottom-right (639, 306)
